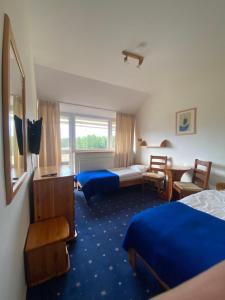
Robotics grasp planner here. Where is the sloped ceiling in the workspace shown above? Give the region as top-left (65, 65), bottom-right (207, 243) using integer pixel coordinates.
top-left (35, 64), bottom-right (148, 114)
top-left (30, 0), bottom-right (225, 112)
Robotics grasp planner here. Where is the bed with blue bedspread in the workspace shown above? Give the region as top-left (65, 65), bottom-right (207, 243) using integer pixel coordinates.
top-left (75, 170), bottom-right (120, 200)
top-left (123, 191), bottom-right (225, 288)
top-left (75, 165), bottom-right (147, 200)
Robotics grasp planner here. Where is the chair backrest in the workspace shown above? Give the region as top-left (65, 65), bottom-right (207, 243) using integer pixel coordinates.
top-left (192, 159), bottom-right (212, 189)
top-left (149, 155), bottom-right (168, 173)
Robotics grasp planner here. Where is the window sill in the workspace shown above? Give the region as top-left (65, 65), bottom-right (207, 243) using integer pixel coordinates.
top-left (74, 150), bottom-right (115, 154)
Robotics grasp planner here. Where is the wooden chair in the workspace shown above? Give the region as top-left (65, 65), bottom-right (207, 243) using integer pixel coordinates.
top-left (216, 182), bottom-right (225, 191)
top-left (143, 155), bottom-right (168, 193)
top-left (173, 159), bottom-right (212, 199)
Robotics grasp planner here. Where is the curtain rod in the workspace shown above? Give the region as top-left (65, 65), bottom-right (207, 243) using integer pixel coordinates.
top-left (58, 100), bottom-right (116, 113)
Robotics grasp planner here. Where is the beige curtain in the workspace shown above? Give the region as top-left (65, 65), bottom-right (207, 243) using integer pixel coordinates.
top-left (38, 100), bottom-right (61, 167)
top-left (114, 112), bottom-right (135, 167)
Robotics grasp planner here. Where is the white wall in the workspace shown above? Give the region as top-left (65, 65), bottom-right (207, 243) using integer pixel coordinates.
top-left (136, 61), bottom-right (225, 187)
top-left (0, 1), bottom-right (37, 300)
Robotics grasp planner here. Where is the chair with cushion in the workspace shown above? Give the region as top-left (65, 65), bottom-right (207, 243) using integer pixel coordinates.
top-left (216, 182), bottom-right (225, 191)
top-left (173, 159), bottom-right (212, 199)
top-left (143, 155), bottom-right (168, 193)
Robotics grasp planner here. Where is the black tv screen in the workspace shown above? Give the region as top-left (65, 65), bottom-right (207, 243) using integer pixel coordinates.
top-left (14, 115), bottom-right (23, 155)
top-left (27, 118), bottom-right (42, 154)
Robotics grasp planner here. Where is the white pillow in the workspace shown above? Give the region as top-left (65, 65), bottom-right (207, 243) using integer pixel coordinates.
top-left (130, 164), bottom-right (148, 173)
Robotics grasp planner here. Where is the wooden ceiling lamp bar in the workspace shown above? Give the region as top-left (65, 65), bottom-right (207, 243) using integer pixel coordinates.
top-left (122, 50), bottom-right (144, 67)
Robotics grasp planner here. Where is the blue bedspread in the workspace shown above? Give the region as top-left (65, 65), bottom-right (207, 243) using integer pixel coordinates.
top-left (123, 202), bottom-right (225, 287)
top-left (75, 170), bottom-right (119, 200)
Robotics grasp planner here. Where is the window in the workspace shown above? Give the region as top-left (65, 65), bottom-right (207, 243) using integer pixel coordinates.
top-left (60, 114), bottom-right (116, 164)
top-left (75, 116), bottom-right (109, 150)
top-left (60, 116), bottom-right (70, 164)
top-left (111, 120), bottom-right (116, 149)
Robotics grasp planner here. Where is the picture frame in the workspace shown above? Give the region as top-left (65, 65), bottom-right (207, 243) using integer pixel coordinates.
top-left (176, 108), bottom-right (197, 136)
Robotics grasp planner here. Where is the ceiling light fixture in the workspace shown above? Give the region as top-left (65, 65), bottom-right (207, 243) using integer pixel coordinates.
top-left (122, 50), bottom-right (144, 68)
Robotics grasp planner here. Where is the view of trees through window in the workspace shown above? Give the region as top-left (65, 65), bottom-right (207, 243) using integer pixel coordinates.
top-left (60, 115), bottom-right (116, 164)
top-left (76, 135), bottom-right (107, 149)
top-left (75, 117), bottom-right (109, 150)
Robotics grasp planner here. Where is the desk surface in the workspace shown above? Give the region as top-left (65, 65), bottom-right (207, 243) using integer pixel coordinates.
top-left (33, 165), bottom-right (75, 181)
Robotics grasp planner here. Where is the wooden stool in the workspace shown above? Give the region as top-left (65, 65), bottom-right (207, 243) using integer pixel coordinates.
top-left (25, 216), bottom-right (70, 287)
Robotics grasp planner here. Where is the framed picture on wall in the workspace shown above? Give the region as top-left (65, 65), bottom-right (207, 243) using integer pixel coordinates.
top-left (176, 108), bottom-right (197, 135)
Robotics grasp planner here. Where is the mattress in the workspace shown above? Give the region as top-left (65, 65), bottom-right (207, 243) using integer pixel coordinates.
top-left (108, 165), bottom-right (147, 182)
top-left (180, 190), bottom-right (225, 221)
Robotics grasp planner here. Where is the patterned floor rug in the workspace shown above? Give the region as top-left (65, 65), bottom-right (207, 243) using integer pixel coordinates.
top-left (27, 186), bottom-right (166, 300)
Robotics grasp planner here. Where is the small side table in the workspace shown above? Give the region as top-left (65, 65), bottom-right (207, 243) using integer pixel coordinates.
top-left (25, 216), bottom-right (70, 287)
top-left (161, 166), bottom-right (191, 201)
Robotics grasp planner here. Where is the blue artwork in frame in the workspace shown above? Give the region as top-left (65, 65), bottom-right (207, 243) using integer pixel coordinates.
top-left (176, 108), bottom-right (196, 135)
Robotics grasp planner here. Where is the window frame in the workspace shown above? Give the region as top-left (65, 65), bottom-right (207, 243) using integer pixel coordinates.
top-left (60, 113), bottom-right (115, 165)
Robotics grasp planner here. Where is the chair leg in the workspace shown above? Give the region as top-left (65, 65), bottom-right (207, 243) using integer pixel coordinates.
top-left (142, 182), bottom-right (145, 193)
top-left (156, 181), bottom-right (161, 193)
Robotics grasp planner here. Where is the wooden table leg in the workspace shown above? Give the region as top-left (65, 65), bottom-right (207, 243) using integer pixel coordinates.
top-left (161, 169), bottom-right (190, 201)
top-left (160, 170), bottom-right (173, 201)
top-left (166, 170), bottom-right (190, 201)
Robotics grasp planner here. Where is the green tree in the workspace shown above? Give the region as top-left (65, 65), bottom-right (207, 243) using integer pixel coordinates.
top-left (76, 135), bottom-right (107, 149)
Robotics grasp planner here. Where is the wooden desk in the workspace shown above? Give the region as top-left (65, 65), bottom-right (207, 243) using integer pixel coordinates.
top-left (162, 166), bottom-right (191, 201)
top-left (33, 165), bottom-right (76, 240)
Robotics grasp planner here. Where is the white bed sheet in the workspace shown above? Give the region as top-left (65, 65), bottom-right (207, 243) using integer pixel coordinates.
top-left (108, 166), bottom-right (145, 182)
top-left (179, 190), bottom-right (225, 221)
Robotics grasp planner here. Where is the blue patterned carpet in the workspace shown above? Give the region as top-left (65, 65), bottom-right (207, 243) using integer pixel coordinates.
top-left (27, 186), bottom-right (166, 300)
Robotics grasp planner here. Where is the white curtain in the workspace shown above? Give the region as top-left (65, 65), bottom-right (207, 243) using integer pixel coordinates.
top-left (38, 100), bottom-right (61, 167)
top-left (114, 112), bottom-right (135, 167)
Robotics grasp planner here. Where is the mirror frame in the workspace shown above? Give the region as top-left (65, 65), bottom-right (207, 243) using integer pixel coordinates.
top-left (2, 14), bottom-right (27, 204)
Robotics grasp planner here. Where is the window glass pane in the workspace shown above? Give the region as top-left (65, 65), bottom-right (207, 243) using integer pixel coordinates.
top-left (60, 116), bottom-right (70, 164)
top-left (61, 153), bottom-right (70, 163)
top-left (75, 116), bottom-right (108, 150)
top-left (60, 117), bottom-right (69, 151)
top-left (111, 120), bottom-right (116, 149)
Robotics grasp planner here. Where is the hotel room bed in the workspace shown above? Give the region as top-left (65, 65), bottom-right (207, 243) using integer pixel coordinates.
top-left (75, 165), bottom-right (148, 200)
top-left (123, 190), bottom-right (225, 289)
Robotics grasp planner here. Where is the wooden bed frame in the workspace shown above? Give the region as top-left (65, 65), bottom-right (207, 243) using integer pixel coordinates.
top-left (119, 178), bottom-right (143, 188)
top-left (127, 183), bottom-right (225, 291)
top-left (76, 177), bottom-right (143, 190)
top-left (128, 248), bottom-right (170, 291)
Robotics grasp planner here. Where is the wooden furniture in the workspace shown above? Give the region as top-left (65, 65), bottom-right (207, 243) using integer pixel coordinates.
top-left (139, 139), bottom-right (169, 148)
top-left (120, 178), bottom-right (143, 188)
top-left (173, 159), bottom-right (212, 199)
top-left (152, 260), bottom-right (225, 300)
top-left (2, 14), bottom-right (27, 204)
top-left (143, 156), bottom-right (168, 193)
top-left (146, 139), bottom-right (169, 148)
top-left (163, 166), bottom-right (192, 201)
top-left (33, 165), bottom-right (76, 240)
top-left (128, 249), bottom-right (169, 290)
top-left (77, 177), bottom-right (143, 191)
top-left (216, 182), bottom-right (225, 191)
top-left (25, 216), bottom-right (70, 287)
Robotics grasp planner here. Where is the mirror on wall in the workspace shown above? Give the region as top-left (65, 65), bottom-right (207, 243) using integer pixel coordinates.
top-left (2, 14), bottom-right (27, 204)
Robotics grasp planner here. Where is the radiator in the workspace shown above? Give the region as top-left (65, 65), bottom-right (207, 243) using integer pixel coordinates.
top-left (75, 152), bottom-right (115, 173)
